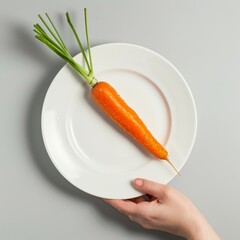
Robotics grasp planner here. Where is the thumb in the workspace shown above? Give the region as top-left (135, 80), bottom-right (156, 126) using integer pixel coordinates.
top-left (134, 178), bottom-right (166, 199)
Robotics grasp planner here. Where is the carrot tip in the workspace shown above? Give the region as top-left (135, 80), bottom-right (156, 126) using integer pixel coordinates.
top-left (166, 159), bottom-right (181, 176)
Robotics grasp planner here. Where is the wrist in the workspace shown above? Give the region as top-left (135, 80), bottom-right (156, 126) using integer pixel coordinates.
top-left (186, 213), bottom-right (220, 240)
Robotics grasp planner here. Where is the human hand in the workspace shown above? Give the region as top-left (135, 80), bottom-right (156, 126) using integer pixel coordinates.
top-left (105, 179), bottom-right (220, 240)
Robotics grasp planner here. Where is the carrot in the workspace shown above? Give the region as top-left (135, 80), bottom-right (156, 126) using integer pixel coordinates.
top-left (34, 8), bottom-right (179, 175)
top-left (91, 81), bottom-right (168, 159)
top-left (92, 82), bottom-right (179, 174)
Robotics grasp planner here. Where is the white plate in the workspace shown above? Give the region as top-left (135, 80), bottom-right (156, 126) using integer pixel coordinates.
top-left (42, 43), bottom-right (197, 199)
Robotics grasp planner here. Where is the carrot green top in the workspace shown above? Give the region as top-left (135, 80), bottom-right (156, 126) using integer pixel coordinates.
top-left (33, 8), bottom-right (98, 87)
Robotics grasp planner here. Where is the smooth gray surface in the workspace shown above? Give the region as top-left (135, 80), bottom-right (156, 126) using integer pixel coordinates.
top-left (1, 0), bottom-right (240, 239)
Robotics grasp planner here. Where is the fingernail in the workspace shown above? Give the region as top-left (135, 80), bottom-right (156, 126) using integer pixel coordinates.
top-left (135, 179), bottom-right (143, 188)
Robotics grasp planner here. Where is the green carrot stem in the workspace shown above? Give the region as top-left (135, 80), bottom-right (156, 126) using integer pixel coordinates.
top-left (33, 9), bottom-right (98, 87)
top-left (84, 8), bottom-right (93, 74)
top-left (66, 12), bottom-right (92, 73)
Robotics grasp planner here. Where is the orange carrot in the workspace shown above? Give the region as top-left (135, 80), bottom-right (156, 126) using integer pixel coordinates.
top-left (34, 9), bottom-right (179, 174)
top-left (91, 81), bottom-right (179, 175)
top-left (91, 81), bottom-right (168, 160)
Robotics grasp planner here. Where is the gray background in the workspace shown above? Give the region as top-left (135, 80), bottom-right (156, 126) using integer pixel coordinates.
top-left (1, 0), bottom-right (239, 239)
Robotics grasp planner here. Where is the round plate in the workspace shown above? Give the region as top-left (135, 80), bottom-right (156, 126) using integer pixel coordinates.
top-left (41, 43), bottom-right (197, 199)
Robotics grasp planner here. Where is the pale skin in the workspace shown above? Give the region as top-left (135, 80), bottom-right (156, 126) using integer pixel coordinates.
top-left (105, 179), bottom-right (220, 240)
